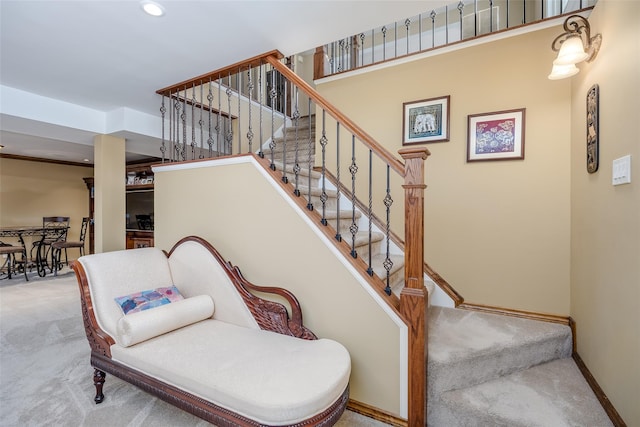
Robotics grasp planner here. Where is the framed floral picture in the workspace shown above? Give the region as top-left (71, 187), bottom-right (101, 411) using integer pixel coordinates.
top-left (467, 108), bottom-right (526, 162)
top-left (403, 95), bottom-right (450, 144)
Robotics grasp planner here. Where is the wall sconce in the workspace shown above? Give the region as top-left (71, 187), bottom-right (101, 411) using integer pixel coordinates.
top-left (548, 14), bottom-right (602, 80)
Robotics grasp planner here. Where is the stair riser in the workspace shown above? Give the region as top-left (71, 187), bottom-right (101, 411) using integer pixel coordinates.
top-left (428, 326), bottom-right (572, 398)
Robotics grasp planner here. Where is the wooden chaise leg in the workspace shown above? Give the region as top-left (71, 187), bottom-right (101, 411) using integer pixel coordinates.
top-left (93, 368), bottom-right (106, 404)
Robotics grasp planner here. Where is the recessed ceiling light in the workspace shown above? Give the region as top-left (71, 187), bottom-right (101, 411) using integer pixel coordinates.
top-left (141, 0), bottom-right (165, 17)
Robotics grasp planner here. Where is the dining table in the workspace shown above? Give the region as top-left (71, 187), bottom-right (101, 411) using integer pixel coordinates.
top-left (0, 225), bottom-right (69, 278)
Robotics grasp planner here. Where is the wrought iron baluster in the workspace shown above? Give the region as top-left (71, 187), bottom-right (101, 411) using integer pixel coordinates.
top-left (171, 92), bottom-right (177, 161)
top-left (160, 95), bottom-right (166, 162)
top-left (191, 83), bottom-right (196, 160)
top-left (359, 33), bottom-right (365, 67)
top-left (430, 10), bottom-right (436, 48)
top-left (349, 135), bottom-right (358, 258)
top-left (269, 68), bottom-right (276, 170)
top-left (381, 26), bottom-right (387, 60)
top-left (199, 81), bottom-right (204, 159)
top-left (419, 13), bottom-right (423, 51)
top-left (237, 67), bottom-right (242, 154)
top-left (475, 0), bottom-right (479, 35)
top-left (217, 76), bottom-right (222, 157)
top-left (394, 22), bottom-right (398, 58)
top-left (207, 79), bottom-right (214, 158)
top-left (181, 88), bottom-right (187, 161)
top-left (306, 98), bottom-right (314, 211)
top-left (258, 63), bottom-right (264, 158)
top-left (367, 150), bottom-right (373, 276)
top-left (458, 1), bottom-right (464, 40)
top-left (246, 66), bottom-right (254, 154)
top-left (319, 111), bottom-right (328, 226)
top-left (383, 165), bottom-right (393, 295)
top-left (335, 123), bottom-right (341, 242)
top-left (446, 5), bottom-right (449, 44)
top-left (405, 18), bottom-right (411, 54)
top-left (292, 89), bottom-right (301, 196)
top-left (281, 71), bottom-right (289, 183)
top-left (226, 74), bottom-right (233, 156)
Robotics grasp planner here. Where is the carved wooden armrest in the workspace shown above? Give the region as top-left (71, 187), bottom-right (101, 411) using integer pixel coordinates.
top-left (228, 263), bottom-right (317, 340)
top-left (169, 236), bottom-right (317, 340)
top-left (71, 260), bottom-right (115, 358)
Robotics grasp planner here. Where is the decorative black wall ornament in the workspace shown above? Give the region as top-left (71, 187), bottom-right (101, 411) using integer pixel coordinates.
top-left (586, 84), bottom-right (599, 173)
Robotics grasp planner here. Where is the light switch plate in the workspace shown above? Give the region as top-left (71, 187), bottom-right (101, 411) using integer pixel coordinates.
top-left (612, 155), bottom-right (631, 186)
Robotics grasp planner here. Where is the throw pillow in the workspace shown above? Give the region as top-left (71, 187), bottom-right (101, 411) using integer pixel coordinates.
top-left (116, 295), bottom-right (215, 347)
top-left (114, 285), bottom-right (184, 315)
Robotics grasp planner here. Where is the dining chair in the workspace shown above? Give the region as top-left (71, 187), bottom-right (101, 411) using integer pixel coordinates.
top-left (31, 216), bottom-right (70, 272)
top-left (51, 217), bottom-right (89, 275)
top-left (0, 241), bottom-right (28, 280)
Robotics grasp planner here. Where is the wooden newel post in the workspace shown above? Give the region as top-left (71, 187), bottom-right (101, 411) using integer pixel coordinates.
top-left (398, 146), bottom-right (430, 426)
top-left (313, 46), bottom-right (325, 80)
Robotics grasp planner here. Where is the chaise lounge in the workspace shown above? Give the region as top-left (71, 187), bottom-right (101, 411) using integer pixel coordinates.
top-left (71, 235), bottom-right (351, 426)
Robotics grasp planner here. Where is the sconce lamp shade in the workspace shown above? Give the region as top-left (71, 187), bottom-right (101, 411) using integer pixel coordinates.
top-left (553, 36), bottom-right (589, 65)
top-left (554, 35), bottom-right (589, 65)
top-left (548, 63), bottom-right (580, 80)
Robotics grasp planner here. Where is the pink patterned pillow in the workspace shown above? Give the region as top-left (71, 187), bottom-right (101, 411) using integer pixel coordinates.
top-left (114, 286), bottom-right (184, 315)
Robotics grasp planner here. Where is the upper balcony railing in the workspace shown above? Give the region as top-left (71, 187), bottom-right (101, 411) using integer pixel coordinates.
top-left (314, 0), bottom-right (596, 79)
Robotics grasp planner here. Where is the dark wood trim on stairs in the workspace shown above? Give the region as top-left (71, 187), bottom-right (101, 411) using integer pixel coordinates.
top-left (347, 399), bottom-right (407, 427)
top-left (156, 50), bottom-right (284, 96)
top-left (573, 352), bottom-right (627, 427)
top-left (456, 302), bottom-right (573, 326)
top-left (0, 153), bottom-right (94, 168)
top-left (423, 261), bottom-right (464, 305)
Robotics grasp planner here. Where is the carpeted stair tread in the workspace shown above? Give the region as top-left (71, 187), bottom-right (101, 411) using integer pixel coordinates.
top-left (428, 306), bottom-right (572, 397)
top-left (271, 161), bottom-right (322, 179)
top-left (369, 253), bottom-right (404, 278)
top-left (431, 358), bottom-right (613, 427)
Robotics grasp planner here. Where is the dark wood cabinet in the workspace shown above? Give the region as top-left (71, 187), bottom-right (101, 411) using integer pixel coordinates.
top-left (126, 230), bottom-right (154, 249)
top-left (82, 177), bottom-right (95, 254)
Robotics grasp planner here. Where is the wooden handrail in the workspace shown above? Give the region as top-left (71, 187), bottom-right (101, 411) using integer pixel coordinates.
top-left (266, 56), bottom-right (405, 176)
top-left (156, 50), bottom-right (284, 96)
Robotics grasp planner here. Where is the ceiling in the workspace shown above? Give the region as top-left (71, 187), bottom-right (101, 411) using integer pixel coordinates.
top-left (0, 0), bottom-right (449, 164)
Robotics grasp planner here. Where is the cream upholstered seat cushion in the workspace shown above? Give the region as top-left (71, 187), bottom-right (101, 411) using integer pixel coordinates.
top-left (111, 320), bottom-right (351, 426)
top-left (115, 295), bottom-right (214, 347)
top-left (79, 247), bottom-right (175, 339)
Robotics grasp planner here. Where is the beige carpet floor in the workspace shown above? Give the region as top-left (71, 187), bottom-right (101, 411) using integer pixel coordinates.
top-left (0, 268), bottom-right (389, 427)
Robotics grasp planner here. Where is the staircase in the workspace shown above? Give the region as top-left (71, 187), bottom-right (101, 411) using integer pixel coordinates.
top-left (428, 307), bottom-right (613, 426)
top-left (264, 117), bottom-right (613, 427)
top-left (262, 115), bottom-right (430, 299)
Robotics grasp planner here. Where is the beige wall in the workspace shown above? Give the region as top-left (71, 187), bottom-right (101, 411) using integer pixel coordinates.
top-left (153, 158), bottom-right (406, 417)
top-left (316, 27), bottom-right (572, 315)
top-left (0, 157), bottom-right (92, 256)
top-left (570, 2), bottom-right (640, 425)
top-left (94, 135), bottom-right (125, 253)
